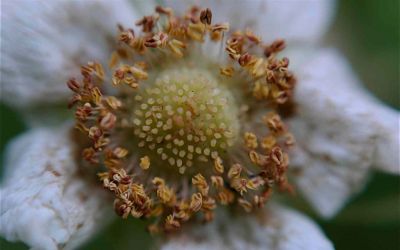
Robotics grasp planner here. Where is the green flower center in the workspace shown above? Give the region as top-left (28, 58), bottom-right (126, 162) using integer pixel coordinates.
top-left (132, 68), bottom-right (239, 174)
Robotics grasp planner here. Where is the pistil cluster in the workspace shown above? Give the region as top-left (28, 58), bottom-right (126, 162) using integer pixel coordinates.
top-left (68, 5), bottom-right (296, 233)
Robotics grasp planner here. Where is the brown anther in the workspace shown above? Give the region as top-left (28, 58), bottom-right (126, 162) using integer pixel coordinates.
top-left (82, 147), bottom-right (98, 164)
top-left (245, 30), bottom-right (261, 44)
top-left (247, 177), bottom-right (265, 190)
top-left (228, 164), bottom-right (242, 179)
top-left (185, 6), bottom-right (201, 23)
top-left (264, 39), bottom-right (286, 57)
top-left (266, 70), bottom-right (276, 83)
top-left (81, 63), bottom-right (93, 78)
top-left (200, 8), bottom-right (212, 25)
top-left (249, 150), bottom-right (260, 165)
top-left (275, 91), bottom-right (289, 104)
top-left (202, 197), bottom-right (216, 210)
top-left (271, 146), bottom-right (284, 166)
top-left (192, 174), bottom-right (209, 196)
top-left (119, 29), bottom-right (135, 44)
top-left (145, 32), bottom-right (168, 48)
top-left (131, 207), bottom-right (144, 218)
top-left (165, 215), bottom-right (180, 231)
top-left (68, 94), bottom-right (82, 109)
top-left (231, 178), bottom-right (248, 195)
top-left (75, 103), bottom-right (92, 121)
top-left (214, 157), bottom-right (224, 174)
top-left (144, 38), bottom-right (158, 48)
top-left (175, 210), bottom-right (190, 221)
top-left (267, 60), bottom-right (278, 70)
top-left (136, 14), bottom-right (159, 33)
top-left (279, 57), bottom-right (290, 68)
top-left (226, 35), bottom-right (244, 53)
top-left (104, 96), bottom-right (122, 110)
top-left (190, 193), bottom-right (203, 212)
top-left (81, 62), bottom-right (104, 80)
top-left (211, 176), bottom-right (224, 187)
top-left (113, 68), bottom-right (125, 82)
top-left (114, 199), bottom-right (132, 219)
top-left (67, 78), bottom-right (80, 92)
top-left (263, 112), bottom-right (285, 134)
top-left (155, 6), bottom-right (173, 16)
top-left (238, 53), bottom-right (253, 66)
top-left (88, 126), bottom-right (102, 140)
top-left (90, 87), bottom-right (102, 104)
top-left (226, 46), bottom-right (240, 60)
top-left (211, 23), bottom-right (229, 32)
top-left (100, 112), bottom-right (117, 130)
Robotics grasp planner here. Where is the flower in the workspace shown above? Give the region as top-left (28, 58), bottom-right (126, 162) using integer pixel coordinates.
top-left (1, 0), bottom-right (398, 250)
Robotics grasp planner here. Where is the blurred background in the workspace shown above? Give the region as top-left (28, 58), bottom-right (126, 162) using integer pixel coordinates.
top-left (1, 0), bottom-right (399, 249)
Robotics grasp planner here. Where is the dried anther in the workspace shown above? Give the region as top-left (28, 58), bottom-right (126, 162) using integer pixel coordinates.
top-left (200, 8), bottom-right (212, 25)
top-left (264, 39), bottom-right (286, 58)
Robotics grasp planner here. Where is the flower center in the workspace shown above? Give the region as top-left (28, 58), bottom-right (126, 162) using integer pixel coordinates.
top-left (132, 68), bottom-right (239, 174)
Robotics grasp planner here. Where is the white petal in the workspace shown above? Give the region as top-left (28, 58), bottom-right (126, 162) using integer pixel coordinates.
top-left (1, 0), bottom-right (138, 108)
top-left (161, 204), bottom-right (333, 250)
top-left (372, 105), bottom-right (399, 174)
top-left (289, 48), bottom-right (400, 218)
top-left (164, 0), bottom-right (335, 44)
top-left (0, 125), bottom-right (112, 250)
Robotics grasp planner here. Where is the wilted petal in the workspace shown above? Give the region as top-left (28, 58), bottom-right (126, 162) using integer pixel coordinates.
top-left (161, 204), bottom-right (333, 250)
top-left (165, 0), bottom-right (335, 44)
top-left (1, 0), bottom-right (138, 109)
top-left (0, 126), bottom-right (112, 250)
top-left (289, 49), bottom-right (400, 218)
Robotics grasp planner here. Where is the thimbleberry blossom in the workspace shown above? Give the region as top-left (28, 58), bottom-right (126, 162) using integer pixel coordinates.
top-left (1, 1), bottom-right (398, 249)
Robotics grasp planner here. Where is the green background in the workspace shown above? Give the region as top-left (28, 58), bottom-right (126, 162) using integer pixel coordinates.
top-left (1, 0), bottom-right (399, 249)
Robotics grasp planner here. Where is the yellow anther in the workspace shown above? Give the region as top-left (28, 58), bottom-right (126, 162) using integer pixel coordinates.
top-left (140, 156), bottom-right (150, 170)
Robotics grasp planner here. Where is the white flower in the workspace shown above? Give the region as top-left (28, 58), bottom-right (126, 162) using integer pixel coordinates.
top-left (1, 0), bottom-right (398, 250)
